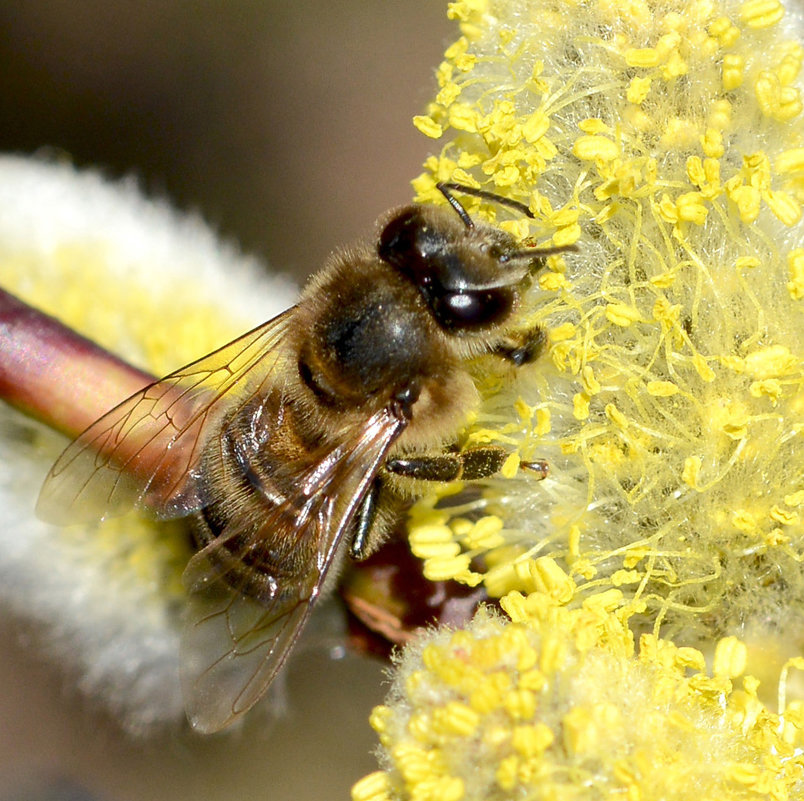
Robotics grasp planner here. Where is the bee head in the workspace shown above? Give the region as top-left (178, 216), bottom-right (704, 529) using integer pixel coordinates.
top-left (377, 183), bottom-right (575, 332)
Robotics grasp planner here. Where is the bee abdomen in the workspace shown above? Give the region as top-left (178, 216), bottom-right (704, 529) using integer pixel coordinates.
top-left (190, 419), bottom-right (317, 602)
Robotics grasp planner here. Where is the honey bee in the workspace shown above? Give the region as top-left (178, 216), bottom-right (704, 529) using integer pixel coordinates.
top-left (37, 183), bottom-right (574, 733)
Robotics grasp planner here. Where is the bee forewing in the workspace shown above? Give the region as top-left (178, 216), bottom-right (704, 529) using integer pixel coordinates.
top-left (179, 406), bottom-right (408, 732)
top-left (180, 571), bottom-right (312, 733)
top-left (36, 310), bottom-right (294, 525)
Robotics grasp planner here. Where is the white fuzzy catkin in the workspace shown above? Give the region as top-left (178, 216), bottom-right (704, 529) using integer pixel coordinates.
top-left (0, 154), bottom-right (296, 733)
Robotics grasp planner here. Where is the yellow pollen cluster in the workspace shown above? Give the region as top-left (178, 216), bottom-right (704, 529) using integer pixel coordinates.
top-left (352, 592), bottom-right (804, 801)
top-left (402, 0), bottom-right (804, 651)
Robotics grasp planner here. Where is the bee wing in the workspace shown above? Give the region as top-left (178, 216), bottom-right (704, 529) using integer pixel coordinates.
top-left (37, 309), bottom-right (295, 524)
top-left (180, 405), bottom-right (407, 733)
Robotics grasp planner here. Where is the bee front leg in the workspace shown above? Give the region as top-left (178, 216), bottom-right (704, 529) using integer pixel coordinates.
top-left (493, 326), bottom-right (547, 366)
top-left (386, 447), bottom-right (550, 484)
top-left (386, 446), bottom-right (509, 482)
top-left (348, 448), bottom-right (507, 559)
top-left (348, 449), bottom-right (499, 561)
top-left (350, 448), bottom-right (549, 560)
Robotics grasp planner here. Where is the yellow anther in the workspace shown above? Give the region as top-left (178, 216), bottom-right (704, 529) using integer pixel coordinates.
top-left (776, 148), bottom-right (804, 174)
top-left (434, 701), bottom-right (480, 736)
top-left (413, 116), bottom-right (444, 138)
top-left (530, 557), bottom-right (575, 602)
top-left (729, 184), bottom-right (761, 223)
top-left (605, 303), bottom-right (642, 326)
top-left (462, 516), bottom-right (505, 549)
top-left (701, 128), bottom-right (724, 158)
top-left (755, 70), bottom-right (803, 120)
top-left (787, 249), bottom-right (804, 299)
top-left (625, 47), bottom-right (660, 68)
top-left (511, 723), bottom-right (554, 757)
top-left (605, 403), bottom-right (629, 431)
top-left (744, 344), bottom-right (796, 379)
top-left (770, 504), bottom-right (799, 526)
top-left (765, 190), bottom-right (801, 226)
top-left (572, 135), bottom-right (619, 162)
top-left (423, 553), bottom-right (472, 581)
top-left (692, 353), bottom-right (716, 381)
top-left (713, 636), bottom-right (748, 677)
top-left (522, 111), bottom-right (550, 143)
top-left (784, 491), bottom-right (804, 507)
top-left (748, 378), bottom-right (782, 406)
top-left (676, 192), bottom-right (708, 224)
top-left (646, 380), bottom-right (679, 396)
top-left (722, 53), bottom-right (744, 90)
top-left (436, 83), bottom-right (461, 107)
top-left (579, 118), bottom-right (611, 135)
top-left (573, 392), bottom-right (591, 420)
top-left (449, 104), bottom-right (479, 132)
top-left (534, 407), bottom-right (551, 435)
top-left (682, 455), bottom-right (701, 488)
top-left (627, 76), bottom-right (652, 104)
top-left (581, 365), bottom-right (601, 395)
top-left (739, 0), bottom-right (784, 28)
top-left (351, 771), bottom-right (393, 801)
top-left (727, 763), bottom-right (762, 785)
top-left (732, 509), bottom-right (758, 533)
top-left (549, 322), bottom-right (576, 341)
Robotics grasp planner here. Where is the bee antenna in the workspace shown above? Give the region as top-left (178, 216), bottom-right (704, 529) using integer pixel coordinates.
top-left (436, 181), bottom-right (536, 228)
top-left (505, 243), bottom-right (579, 262)
top-left (436, 182), bottom-right (475, 228)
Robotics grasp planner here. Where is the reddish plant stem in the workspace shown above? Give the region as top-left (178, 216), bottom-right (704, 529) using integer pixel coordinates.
top-left (0, 287), bottom-right (155, 438)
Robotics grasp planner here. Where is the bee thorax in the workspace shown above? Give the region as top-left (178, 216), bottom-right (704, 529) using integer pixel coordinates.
top-left (296, 278), bottom-right (437, 406)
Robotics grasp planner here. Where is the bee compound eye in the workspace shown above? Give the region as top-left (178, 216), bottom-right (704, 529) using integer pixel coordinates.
top-left (434, 288), bottom-right (513, 330)
top-left (378, 209), bottom-right (424, 267)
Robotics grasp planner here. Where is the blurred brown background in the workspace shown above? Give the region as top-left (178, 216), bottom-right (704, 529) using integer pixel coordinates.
top-left (0, 0), bottom-right (452, 281)
top-left (0, 2), bottom-right (452, 800)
